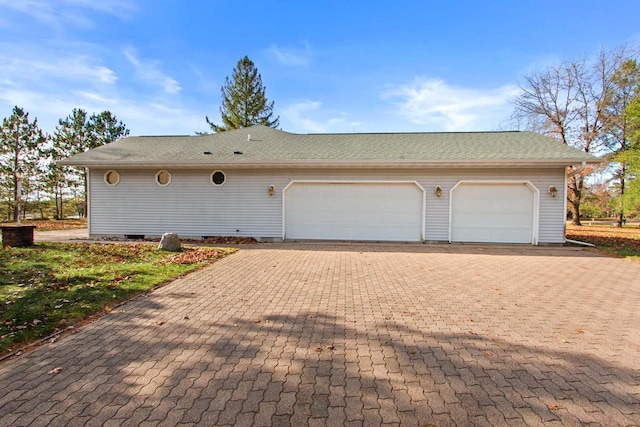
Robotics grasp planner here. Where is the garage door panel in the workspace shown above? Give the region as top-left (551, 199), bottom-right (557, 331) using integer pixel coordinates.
top-left (452, 225), bottom-right (533, 243)
top-left (451, 183), bottom-right (535, 244)
top-left (285, 182), bottom-right (423, 241)
top-left (454, 211), bottom-right (532, 227)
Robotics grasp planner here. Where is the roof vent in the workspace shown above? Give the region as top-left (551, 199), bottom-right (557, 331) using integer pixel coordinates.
top-left (203, 151), bottom-right (212, 155)
top-left (247, 134), bottom-right (251, 141)
top-left (234, 150), bottom-right (243, 155)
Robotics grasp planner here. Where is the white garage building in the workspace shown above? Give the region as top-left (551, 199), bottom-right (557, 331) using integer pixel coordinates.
top-left (60, 125), bottom-right (598, 244)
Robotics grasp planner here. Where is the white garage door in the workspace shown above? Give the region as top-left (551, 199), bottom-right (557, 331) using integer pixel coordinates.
top-left (451, 182), bottom-right (536, 244)
top-left (284, 182), bottom-right (423, 241)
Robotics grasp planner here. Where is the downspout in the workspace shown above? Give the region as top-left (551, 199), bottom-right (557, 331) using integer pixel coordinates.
top-left (567, 162), bottom-right (587, 178)
top-left (86, 168), bottom-right (91, 237)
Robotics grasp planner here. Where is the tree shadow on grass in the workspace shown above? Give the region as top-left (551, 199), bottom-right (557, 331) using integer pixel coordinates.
top-left (0, 303), bottom-right (637, 426)
top-left (0, 267), bottom-right (163, 357)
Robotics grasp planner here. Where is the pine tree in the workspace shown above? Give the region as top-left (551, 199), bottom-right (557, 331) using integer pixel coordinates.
top-left (207, 56), bottom-right (279, 132)
top-left (90, 110), bottom-right (130, 148)
top-left (52, 109), bottom-right (129, 217)
top-left (0, 106), bottom-right (46, 221)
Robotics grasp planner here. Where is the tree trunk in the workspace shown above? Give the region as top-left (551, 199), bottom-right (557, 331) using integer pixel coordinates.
top-left (570, 200), bottom-right (582, 226)
top-left (13, 137), bottom-right (20, 222)
top-left (54, 183), bottom-right (63, 220)
top-left (568, 175), bottom-right (582, 226)
top-left (59, 186), bottom-right (64, 220)
top-left (54, 191), bottom-right (59, 220)
top-left (12, 175), bottom-right (18, 222)
top-left (618, 163), bottom-right (626, 227)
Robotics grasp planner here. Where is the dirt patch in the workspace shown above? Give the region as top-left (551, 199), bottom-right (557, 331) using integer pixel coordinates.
top-left (200, 236), bottom-right (258, 245)
top-left (96, 235), bottom-right (259, 245)
top-left (1, 219), bottom-right (87, 231)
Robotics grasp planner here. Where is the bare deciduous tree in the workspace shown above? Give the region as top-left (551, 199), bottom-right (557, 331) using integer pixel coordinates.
top-left (512, 47), bottom-right (633, 225)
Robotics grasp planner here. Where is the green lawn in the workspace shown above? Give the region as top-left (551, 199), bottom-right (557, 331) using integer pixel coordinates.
top-left (0, 242), bottom-right (236, 356)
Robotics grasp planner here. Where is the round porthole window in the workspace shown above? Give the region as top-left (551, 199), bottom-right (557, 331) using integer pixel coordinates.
top-left (211, 170), bottom-right (226, 186)
top-left (155, 170), bottom-right (171, 186)
top-left (104, 170), bottom-right (120, 186)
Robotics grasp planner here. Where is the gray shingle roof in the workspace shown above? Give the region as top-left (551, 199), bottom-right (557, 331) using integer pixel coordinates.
top-left (59, 125), bottom-right (600, 168)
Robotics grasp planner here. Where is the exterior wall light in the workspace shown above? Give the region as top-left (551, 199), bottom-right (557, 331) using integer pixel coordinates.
top-left (435, 185), bottom-right (443, 197)
top-left (268, 184), bottom-right (275, 196)
top-left (549, 185), bottom-right (558, 197)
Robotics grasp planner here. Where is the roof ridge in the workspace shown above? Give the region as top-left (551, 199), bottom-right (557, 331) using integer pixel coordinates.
top-left (132, 128), bottom-right (526, 138)
top-left (136, 135), bottom-right (193, 138)
top-left (133, 125), bottom-right (290, 138)
top-left (305, 130), bottom-right (523, 136)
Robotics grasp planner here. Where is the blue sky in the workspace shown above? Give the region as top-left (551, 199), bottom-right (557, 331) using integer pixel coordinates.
top-left (0, 0), bottom-right (639, 136)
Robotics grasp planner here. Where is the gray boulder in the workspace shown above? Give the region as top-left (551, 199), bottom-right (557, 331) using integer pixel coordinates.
top-left (158, 233), bottom-right (181, 251)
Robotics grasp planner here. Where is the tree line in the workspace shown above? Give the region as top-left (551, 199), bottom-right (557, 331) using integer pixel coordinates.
top-left (0, 107), bottom-right (129, 222)
top-left (1, 52), bottom-right (638, 225)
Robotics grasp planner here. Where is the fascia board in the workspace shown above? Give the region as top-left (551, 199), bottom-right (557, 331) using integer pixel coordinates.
top-left (57, 158), bottom-right (603, 169)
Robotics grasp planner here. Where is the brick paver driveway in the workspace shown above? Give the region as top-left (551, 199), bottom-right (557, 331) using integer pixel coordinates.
top-left (0, 244), bottom-right (639, 426)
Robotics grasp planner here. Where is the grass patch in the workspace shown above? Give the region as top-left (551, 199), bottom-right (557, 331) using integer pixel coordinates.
top-left (0, 242), bottom-right (236, 356)
top-left (566, 223), bottom-right (640, 260)
top-left (1, 218), bottom-right (87, 231)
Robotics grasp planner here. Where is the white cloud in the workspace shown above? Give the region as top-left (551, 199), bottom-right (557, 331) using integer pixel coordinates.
top-left (0, 86), bottom-right (207, 136)
top-left (0, 43), bottom-right (118, 98)
top-left (70, 91), bottom-right (206, 135)
top-left (64, 0), bottom-right (137, 15)
top-left (0, 0), bottom-right (136, 30)
top-left (0, 42), bottom-right (202, 136)
top-left (0, 88), bottom-right (80, 120)
top-left (124, 47), bottom-right (181, 94)
top-left (267, 43), bottom-right (312, 66)
top-left (3, 54), bottom-right (117, 85)
top-left (281, 100), bottom-right (361, 133)
top-left (383, 78), bottom-right (520, 131)
top-left (281, 100), bottom-right (325, 132)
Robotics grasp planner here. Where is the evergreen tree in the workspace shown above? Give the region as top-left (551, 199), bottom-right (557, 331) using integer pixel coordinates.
top-left (52, 109), bottom-right (129, 217)
top-left (0, 106), bottom-right (46, 221)
top-left (207, 56), bottom-right (279, 132)
top-left (90, 110), bottom-right (130, 148)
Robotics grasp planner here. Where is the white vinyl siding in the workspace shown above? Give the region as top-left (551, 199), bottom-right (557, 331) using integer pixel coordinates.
top-left (88, 169), bottom-right (284, 238)
top-left (88, 167), bottom-right (566, 243)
